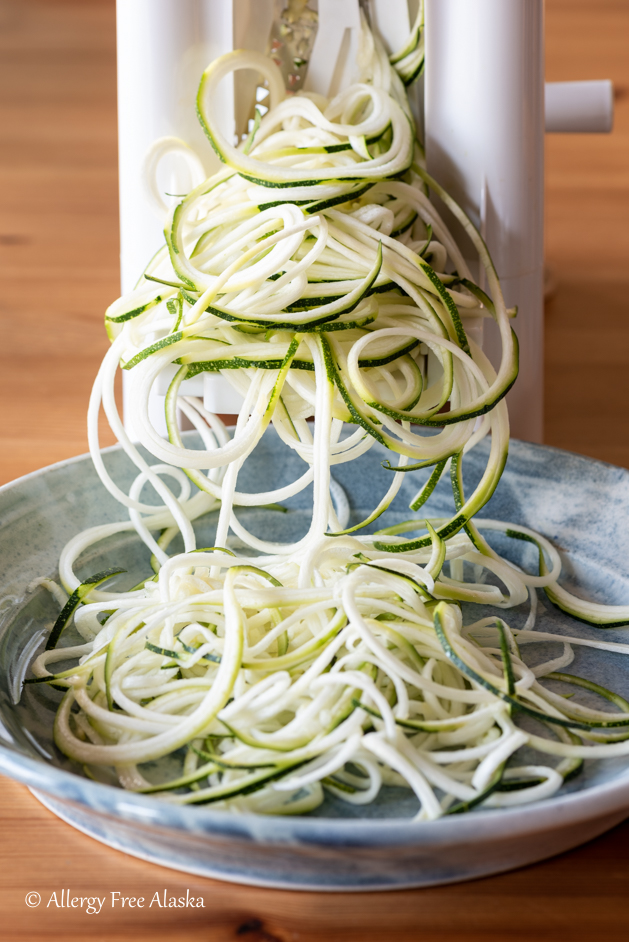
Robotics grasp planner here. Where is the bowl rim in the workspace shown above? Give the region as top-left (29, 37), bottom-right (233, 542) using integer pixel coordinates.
top-left (2, 740), bottom-right (629, 847)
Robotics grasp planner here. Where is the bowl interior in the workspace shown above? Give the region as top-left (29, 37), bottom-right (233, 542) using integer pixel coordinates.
top-left (2, 431), bottom-right (629, 817)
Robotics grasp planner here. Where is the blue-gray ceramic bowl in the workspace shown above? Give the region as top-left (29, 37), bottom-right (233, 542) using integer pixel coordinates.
top-left (1, 432), bottom-right (629, 890)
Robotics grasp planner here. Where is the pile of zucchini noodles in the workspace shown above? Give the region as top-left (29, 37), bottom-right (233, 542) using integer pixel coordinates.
top-left (26, 16), bottom-right (629, 818)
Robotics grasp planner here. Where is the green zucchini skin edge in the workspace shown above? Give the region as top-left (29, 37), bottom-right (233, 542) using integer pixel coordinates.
top-left (434, 605), bottom-right (629, 731)
top-left (505, 529), bottom-right (629, 628)
top-left (45, 568), bottom-right (126, 651)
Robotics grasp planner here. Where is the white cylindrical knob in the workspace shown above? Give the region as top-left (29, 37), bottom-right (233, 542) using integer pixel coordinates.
top-left (545, 80), bottom-right (614, 133)
top-left (424, 0), bottom-right (545, 443)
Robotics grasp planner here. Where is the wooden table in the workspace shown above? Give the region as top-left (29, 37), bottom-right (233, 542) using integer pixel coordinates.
top-left (1, 1), bottom-right (628, 939)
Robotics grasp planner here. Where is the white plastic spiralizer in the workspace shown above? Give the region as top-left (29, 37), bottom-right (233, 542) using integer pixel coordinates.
top-left (116, 0), bottom-right (614, 443)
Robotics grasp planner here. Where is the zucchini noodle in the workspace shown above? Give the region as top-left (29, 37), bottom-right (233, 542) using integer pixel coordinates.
top-left (24, 15), bottom-right (629, 820)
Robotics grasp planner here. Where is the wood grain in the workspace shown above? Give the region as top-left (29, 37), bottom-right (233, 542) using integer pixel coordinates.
top-left (545, 0), bottom-right (629, 464)
top-left (4, 770), bottom-right (629, 942)
top-left (1, 1), bottom-right (628, 938)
